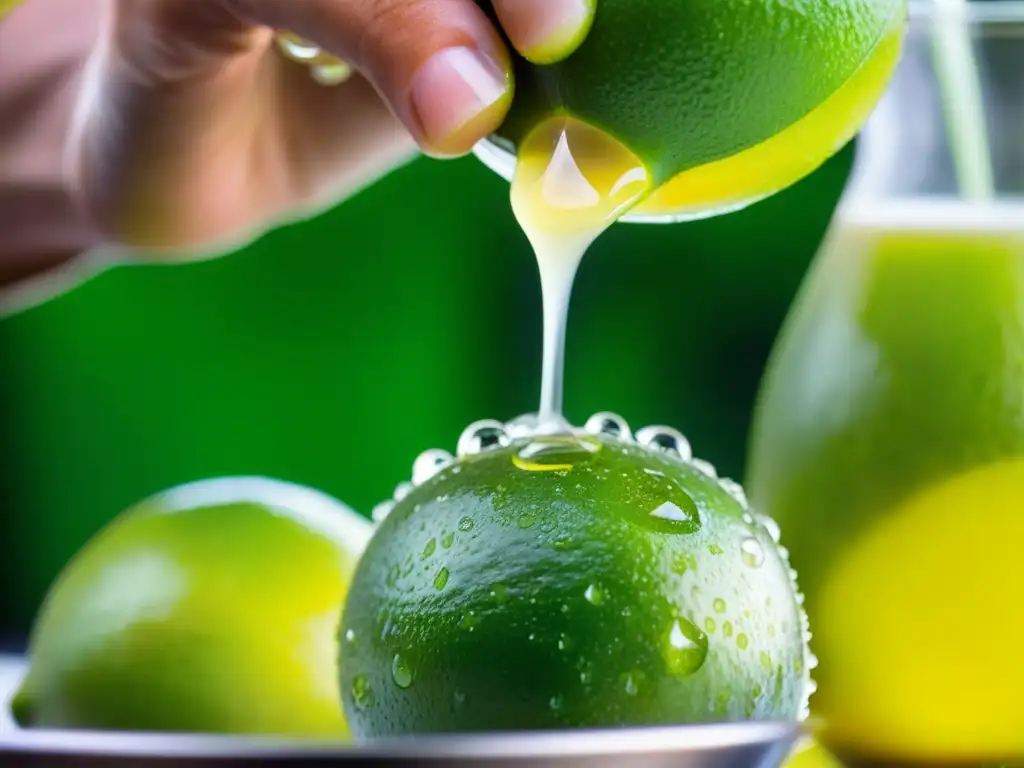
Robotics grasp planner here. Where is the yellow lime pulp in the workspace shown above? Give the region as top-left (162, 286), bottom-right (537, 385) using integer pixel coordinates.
top-left (748, 200), bottom-right (1024, 763)
top-left (635, 13), bottom-right (904, 218)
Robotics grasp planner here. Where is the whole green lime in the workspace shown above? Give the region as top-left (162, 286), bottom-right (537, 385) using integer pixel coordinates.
top-left (340, 426), bottom-right (810, 737)
top-left (484, 0), bottom-right (907, 188)
top-left (11, 477), bottom-right (372, 736)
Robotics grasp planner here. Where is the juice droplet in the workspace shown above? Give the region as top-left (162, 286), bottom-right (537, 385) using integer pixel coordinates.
top-left (584, 584), bottom-right (606, 606)
top-left (760, 651), bottom-right (773, 671)
top-left (722, 621), bottom-right (734, 638)
top-left (713, 598), bottom-right (727, 613)
top-left (391, 655), bottom-right (413, 689)
top-left (663, 618), bottom-right (709, 677)
top-left (433, 566), bottom-right (450, 591)
top-left (517, 513), bottom-right (537, 529)
top-left (458, 516), bottom-right (475, 532)
top-left (549, 695), bottom-right (564, 711)
top-left (708, 543), bottom-right (725, 555)
top-left (737, 633), bottom-right (750, 650)
top-left (558, 633), bottom-right (575, 651)
top-left (511, 116), bottom-right (651, 421)
top-left (351, 675), bottom-right (374, 709)
top-left (441, 531), bottom-right (455, 549)
top-left (512, 434), bottom-right (601, 472)
top-left (704, 617), bottom-right (717, 634)
top-left (741, 538), bottom-right (765, 568)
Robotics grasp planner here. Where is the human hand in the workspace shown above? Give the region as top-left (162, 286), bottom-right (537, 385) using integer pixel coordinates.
top-left (71, 0), bottom-right (597, 253)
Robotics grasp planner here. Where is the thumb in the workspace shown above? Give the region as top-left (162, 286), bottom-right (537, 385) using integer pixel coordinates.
top-left (234, 0), bottom-right (515, 157)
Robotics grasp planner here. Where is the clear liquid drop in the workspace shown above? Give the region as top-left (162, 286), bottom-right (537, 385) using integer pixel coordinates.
top-left (636, 426), bottom-right (693, 461)
top-left (741, 537), bottom-right (766, 568)
top-left (391, 655), bottom-right (413, 689)
top-left (412, 449), bottom-right (454, 485)
top-left (457, 420), bottom-right (510, 457)
top-left (584, 584), bottom-right (606, 606)
top-left (583, 412), bottom-right (632, 440)
top-left (664, 619), bottom-right (709, 678)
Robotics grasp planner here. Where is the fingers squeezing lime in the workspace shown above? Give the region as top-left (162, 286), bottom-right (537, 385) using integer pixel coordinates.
top-left (341, 414), bottom-right (814, 737)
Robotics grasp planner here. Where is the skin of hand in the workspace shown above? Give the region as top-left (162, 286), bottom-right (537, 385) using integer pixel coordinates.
top-left (0, 0), bottom-right (596, 305)
top-left (69, 0), bottom-right (597, 254)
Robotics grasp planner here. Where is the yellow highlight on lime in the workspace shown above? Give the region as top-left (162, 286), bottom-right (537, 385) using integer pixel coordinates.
top-left (633, 11), bottom-right (905, 219)
top-left (816, 458), bottom-right (1024, 762)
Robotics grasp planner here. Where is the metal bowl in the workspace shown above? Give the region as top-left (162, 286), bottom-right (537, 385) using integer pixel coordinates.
top-left (0, 655), bottom-right (801, 767)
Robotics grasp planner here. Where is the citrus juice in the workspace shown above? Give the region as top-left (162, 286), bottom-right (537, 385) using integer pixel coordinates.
top-left (748, 199), bottom-right (1024, 764)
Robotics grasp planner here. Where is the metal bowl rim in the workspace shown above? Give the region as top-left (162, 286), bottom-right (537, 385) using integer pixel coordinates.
top-left (0, 721), bottom-right (801, 760)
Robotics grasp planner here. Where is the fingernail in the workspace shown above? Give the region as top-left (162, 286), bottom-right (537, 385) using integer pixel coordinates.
top-left (494, 0), bottom-right (595, 64)
top-left (410, 47), bottom-right (511, 155)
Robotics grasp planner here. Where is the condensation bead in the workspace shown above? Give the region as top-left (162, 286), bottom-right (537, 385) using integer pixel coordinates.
top-left (718, 478), bottom-right (748, 508)
top-left (505, 414), bottom-right (541, 439)
top-left (690, 458), bottom-right (718, 479)
top-left (457, 420), bottom-right (510, 457)
top-left (393, 482), bottom-right (415, 503)
top-left (371, 500), bottom-right (396, 524)
top-left (757, 513), bottom-right (783, 544)
top-left (635, 426), bottom-right (693, 461)
top-left (412, 449), bottom-right (453, 486)
top-left (583, 412), bottom-right (632, 440)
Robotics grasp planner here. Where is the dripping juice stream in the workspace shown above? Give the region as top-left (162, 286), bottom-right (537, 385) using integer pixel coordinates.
top-left (509, 116), bottom-right (652, 425)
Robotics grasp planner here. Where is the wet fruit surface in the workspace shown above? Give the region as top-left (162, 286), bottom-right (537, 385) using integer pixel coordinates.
top-left (342, 432), bottom-right (809, 737)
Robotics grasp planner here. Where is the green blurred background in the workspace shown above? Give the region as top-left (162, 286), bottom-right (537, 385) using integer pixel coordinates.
top-left (0, 140), bottom-right (856, 641)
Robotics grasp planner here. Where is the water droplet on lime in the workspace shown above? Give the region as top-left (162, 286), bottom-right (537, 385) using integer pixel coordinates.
top-left (584, 584), bottom-right (605, 605)
top-left (458, 516), bottom-right (475, 532)
top-left (352, 675), bottom-right (375, 709)
top-left (458, 420), bottom-right (510, 457)
top-left (584, 412), bottom-right (632, 440)
top-left (421, 538), bottom-right (437, 559)
top-left (741, 538), bottom-right (765, 568)
top-left (392, 655), bottom-right (413, 689)
top-left (433, 566), bottom-right (450, 590)
top-left (412, 449), bottom-right (453, 485)
top-left (663, 618), bottom-right (709, 677)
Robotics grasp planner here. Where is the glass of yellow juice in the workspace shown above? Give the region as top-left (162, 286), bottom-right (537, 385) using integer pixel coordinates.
top-left (748, 2), bottom-right (1024, 765)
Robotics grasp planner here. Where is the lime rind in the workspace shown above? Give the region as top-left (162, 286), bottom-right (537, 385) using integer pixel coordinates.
top-left (367, 411), bottom-right (816, 719)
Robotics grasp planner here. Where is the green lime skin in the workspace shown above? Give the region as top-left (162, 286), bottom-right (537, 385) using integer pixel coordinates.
top-left (340, 435), bottom-right (809, 737)
top-left (482, 0), bottom-right (907, 186)
top-left (11, 477), bottom-right (371, 736)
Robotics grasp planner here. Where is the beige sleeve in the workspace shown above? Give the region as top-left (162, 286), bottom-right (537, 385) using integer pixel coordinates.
top-left (0, 0), bottom-right (104, 288)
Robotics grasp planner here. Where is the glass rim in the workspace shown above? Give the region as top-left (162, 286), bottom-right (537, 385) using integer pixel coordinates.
top-left (909, 1), bottom-right (1024, 23)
